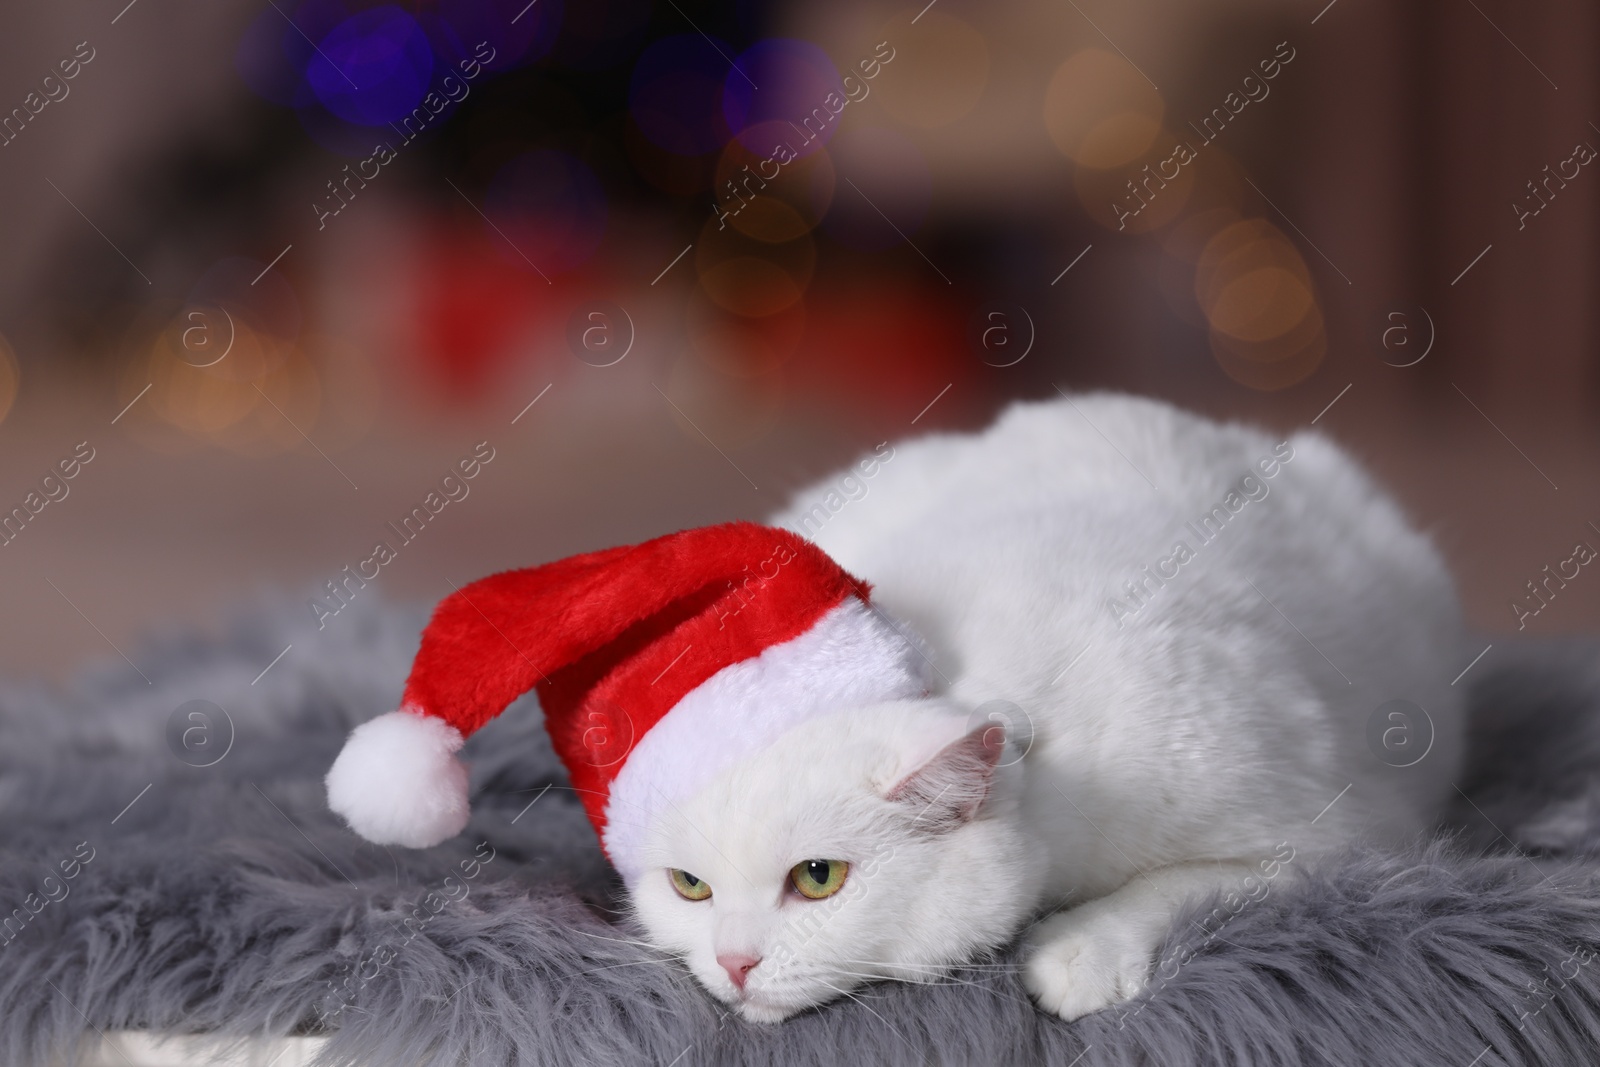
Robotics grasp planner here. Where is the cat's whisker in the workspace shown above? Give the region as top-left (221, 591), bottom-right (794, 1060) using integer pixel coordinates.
top-left (836, 963), bottom-right (997, 982)
top-left (573, 928), bottom-right (660, 948)
top-left (570, 956), bottom-right (689, 979)
top-left (835, 967), bottom-right (975, 989)
top-left (814, 980), bottom-right (920, 1054)
top-left (838, 966), bottom-right (1024, 991)
top-left (837, 958), bottom-right (1024, 974)
top-left (572, 929), bottom-right (682, 957)
top-left (834, 967), bottom-right (1019, 999)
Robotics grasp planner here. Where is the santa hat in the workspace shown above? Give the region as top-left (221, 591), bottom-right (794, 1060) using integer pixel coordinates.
top-left (325, 522), bottom-right (932, 881)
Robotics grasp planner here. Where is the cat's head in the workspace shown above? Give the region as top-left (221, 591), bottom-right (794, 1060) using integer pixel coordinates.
top-left (625, 699), bottom-right (1043, 1022)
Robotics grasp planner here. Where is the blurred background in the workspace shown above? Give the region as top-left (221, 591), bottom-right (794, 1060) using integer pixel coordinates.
top-left (0, 0), bottom-right (1594, 682)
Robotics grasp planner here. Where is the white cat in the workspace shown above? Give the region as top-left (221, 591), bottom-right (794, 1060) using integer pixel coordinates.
top-left (627, 392), bottom-right (1465, 1023)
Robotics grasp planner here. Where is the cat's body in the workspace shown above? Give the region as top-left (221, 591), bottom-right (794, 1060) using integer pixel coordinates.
top-left (630, 393), bottom-right (1465, 1022)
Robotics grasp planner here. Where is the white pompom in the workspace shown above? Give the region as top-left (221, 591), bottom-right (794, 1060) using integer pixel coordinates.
top-left (326, 709), bottom-right (470, 848)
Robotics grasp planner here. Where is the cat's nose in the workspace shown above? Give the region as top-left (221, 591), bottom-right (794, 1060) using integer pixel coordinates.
top-left (717, 953), bottom-right (761, 991)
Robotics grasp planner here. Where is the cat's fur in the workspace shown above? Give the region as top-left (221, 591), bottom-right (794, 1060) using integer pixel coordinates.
top-left (628, 393), bottom-right (1466, 1022)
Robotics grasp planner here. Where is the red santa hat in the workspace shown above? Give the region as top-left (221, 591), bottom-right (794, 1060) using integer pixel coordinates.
top-left (325, 522), bottom-right (932, 881)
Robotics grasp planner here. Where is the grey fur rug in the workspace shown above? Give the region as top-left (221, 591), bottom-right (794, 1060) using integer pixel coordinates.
top-left (3, 597), bottom-right (1600, 1067)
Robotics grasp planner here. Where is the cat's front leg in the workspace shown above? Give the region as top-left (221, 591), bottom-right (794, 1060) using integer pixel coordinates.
top-left (1024, 860), bottom-right (1265, 1022)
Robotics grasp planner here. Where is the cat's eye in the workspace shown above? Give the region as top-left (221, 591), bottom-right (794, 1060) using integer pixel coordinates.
top-left (789, 859), bottom-right (849, 900)
top-left (668, 868), bottom-right (712, 901)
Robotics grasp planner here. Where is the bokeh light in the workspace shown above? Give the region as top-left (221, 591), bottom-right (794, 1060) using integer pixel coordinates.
top-left (143, 333), bottom-right (259, 436)
top-left (713, 134), bottom-right (835, 242)
top-left (696, 213), bottom-right (816, 313)
top-left (308, 7), bottom-right (434, 127)
top-left (1208, 266), bottom-right (1315, 342)
top-left (239, 0), bottom-right (559, 158)
top-left (700, 257), bottom-right (807, 318)
top-left (185, 257), bottom-right (302, 381)
top-left (724, 39), bottom-right (845, 159)
top-left (1195, 219), bottom-right (1312, 321)
top-left (1195, 218), bottom-right (1326, 390)
top-left (117, 307), bottom-right (327, 458)
top-left (1073, 131), bottom-right (1197, 234)
top-left (1043, 50), bottom-right (1165, 168)
top-left (1209, 304), bottom-right (1327, 391)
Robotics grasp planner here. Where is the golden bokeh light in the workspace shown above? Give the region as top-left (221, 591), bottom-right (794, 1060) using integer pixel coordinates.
top-left (1195, 219), bottom-right (1310, 310)
top-left (152, 301), bottom-right (295, 385)
top-left (146, 329), bottom-right (260, 435)
top-left (728, 196), bottom-right (814, 244)
top-left (1192, 217), bottom-right (1326, 390)
top-left (1195, 220), bottom-right (1317, 340)
top-left (696, 213), bottom-right (815, 319)
top-left (713, 134), bottom-right (834, 242)
top-left (1074, 132), bottom-right (1198, 233)
top-left (1044, 50), bottom-right (1164, 168)
top-left (120, 309), bottom-right (325, 453)
top-left (1209, 304), bottom-right (1327, 391)
top-left (1208, 266), bottom-right (1316, 342)
top-left (699, 257), bottom-right (806, 318)
top-left (872, 11), bottom-right (990, 129)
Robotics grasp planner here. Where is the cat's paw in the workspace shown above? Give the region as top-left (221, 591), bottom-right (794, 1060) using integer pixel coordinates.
top-left (1023, 906), bottom-right (1161, 1022)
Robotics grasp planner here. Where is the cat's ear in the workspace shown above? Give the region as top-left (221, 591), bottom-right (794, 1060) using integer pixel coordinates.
top-left (883, 721), bottom-right (1005, 833)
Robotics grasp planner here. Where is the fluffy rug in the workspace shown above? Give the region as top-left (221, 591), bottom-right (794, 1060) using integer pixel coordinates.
top-left (3, 597), bottom-right (1599, 1067)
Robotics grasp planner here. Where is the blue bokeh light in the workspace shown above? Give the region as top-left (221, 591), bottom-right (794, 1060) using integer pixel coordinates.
top-left (307, 7), bottom-right (434, 127)
top-left (722, 39), bottom-right (845, 158)
top-left (238, 0), bottom-right (574, 148)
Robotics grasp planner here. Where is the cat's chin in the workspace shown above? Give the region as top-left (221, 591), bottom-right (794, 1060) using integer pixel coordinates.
top-left (728, 992), bottom-right (817, 1024)
top-left (732, 998), bottom-right (798, 1024)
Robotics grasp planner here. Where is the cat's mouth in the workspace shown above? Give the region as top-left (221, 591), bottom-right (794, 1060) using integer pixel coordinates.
top-left (725, 979), bottom-right (849, 1023)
